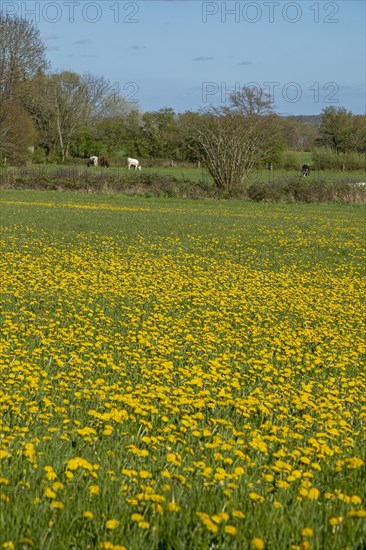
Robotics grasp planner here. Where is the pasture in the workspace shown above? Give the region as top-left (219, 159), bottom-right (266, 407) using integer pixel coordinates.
top-left (1, 157), bottom-right (365, 188)
top-left (1, 190), bottom-right (365, 550)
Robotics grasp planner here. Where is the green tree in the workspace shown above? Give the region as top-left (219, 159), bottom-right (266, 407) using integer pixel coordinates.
top-left (23, 71), bottom-right (116, 160)
top-left (349, 115), bottom-right (366, 153)
top-left (141, 108), bottom-right (179, 158)
top-left (318, 107), bottom-right (354, 153)
top-left (92, 105), bottom-right (141, 158)
top-left (0, 99), bottom-right (38, 164)
top-left (279, 116), bottom-right (318, 151)
top-left (175, 111), bottom-right (204, 163)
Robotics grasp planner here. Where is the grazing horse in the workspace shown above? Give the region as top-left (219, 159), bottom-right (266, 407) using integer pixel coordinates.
top-left (87, 156), bottom-right (98, 167)
top-left (302, 164), bottom-right (310, 177)
top-left (100, 156), bottom-right (109, 168)
top-left (127, 157), bottom-right (141, 171)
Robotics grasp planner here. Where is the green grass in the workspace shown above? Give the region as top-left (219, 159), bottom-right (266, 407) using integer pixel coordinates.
top-left (1, 159), bottom-right (365, 187)
top-left (1, 190), bottom-right (365, 550)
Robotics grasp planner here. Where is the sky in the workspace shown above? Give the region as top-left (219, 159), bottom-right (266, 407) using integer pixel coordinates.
top-left (2, 0), bottom-right (365, 114)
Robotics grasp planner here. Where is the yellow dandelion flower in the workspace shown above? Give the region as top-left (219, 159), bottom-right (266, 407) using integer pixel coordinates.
top-left (24, 444), bottom-right (36, 464)
top-left (204, 519), bottom-right (219, 533)
top-left (84, 511), bottom-right (94, 519)
top-left (167, 502), bottom-right (180, 512)
top-left (76, 427), bottom-right (97, 437)
top-left (166, 452), bottom-right (181, 465)
top-left (0, 451), bottom-right (11, 460)
top-left (278, 480), bottom-right (290, 489)
top-left (106, 519), bottom-right (119, 530)
top-left (44, 488), bottom-right (56, 499)
top-left (348, 509), bottom-right (366, 518)
top-left (249, 492), bottom-right (264, 502)
top-left (212, 515), bottom-right (222, 524)
top-left (131, 513), bottom-right (144, 522)
top-left (66, 457), bottom-right (93, 471)
top-left (346, 457), bottom-right (364, 469)
top-left (89, 484), bottom-right (100, 496)
top-left (308, 488), bottom-right (320, 500)
top-left (252, 538), bottom-right (265, 549)
top-left (225, 525), bottom-right (237, 535)
top-left (153, 504), bottom-right (163, 515)
top-left (139, 470), bottom-right (151, 479)
top-left (44, 466), bottom-right (57, 481)
top-left (51, 501), bottom-right (64, 509)
top-left (301, 528), bottom-right (314, 537)
top-left (329, 516), bottom-right (343, 526)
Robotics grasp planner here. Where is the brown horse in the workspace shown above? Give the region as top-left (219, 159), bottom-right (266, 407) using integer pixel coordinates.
top-left (100, 156), bottom-right (110, 168)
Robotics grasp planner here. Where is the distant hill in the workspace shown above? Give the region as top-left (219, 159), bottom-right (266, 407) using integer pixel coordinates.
top-left (284, 115), bottom-right (322, 127)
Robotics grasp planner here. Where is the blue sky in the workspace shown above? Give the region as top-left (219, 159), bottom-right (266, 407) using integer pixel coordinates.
top-left (3, 0), bottom-right (365, 114)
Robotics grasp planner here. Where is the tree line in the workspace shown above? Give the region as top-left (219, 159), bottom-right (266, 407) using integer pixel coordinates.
top-left (0, 14), bottom-right (365, 191)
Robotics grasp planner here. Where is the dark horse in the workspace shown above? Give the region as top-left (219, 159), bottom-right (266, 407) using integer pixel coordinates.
top-left (100, 156), bottom-right (110, 168)
top-left (302, 164), bottom-right (310, 177)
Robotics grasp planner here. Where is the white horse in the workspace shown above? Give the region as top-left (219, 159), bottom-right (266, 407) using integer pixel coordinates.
top-left (127, 157), bottom-right (141, 171)
top-left (87, 156), bottom-right (98, 167)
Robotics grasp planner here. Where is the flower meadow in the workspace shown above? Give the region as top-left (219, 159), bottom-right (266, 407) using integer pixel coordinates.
top-left (1, 191), bottom-right (365, 550)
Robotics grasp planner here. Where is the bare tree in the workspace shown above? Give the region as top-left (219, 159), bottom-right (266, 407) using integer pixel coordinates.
top-left (81, 72), bottom-right (118, 120)
top-left (229, 86), bottom-right (274, 116)
top-left (22, 71), bottom-right (130, 161)
top-left (20, 73), bottom-right (56, 156)
top-left (196, 88), bottom-right (282, 193)
top-left (0, 14), bottom-right (48, 101)
top-left (0, 14), bottom-right (48, 161)
top-left (51, 72), bottom-right (91, 161)
top-left (196, 110), bottom-right (257, 192)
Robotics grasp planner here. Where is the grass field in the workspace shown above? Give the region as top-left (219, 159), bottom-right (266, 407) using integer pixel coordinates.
top-left (1, 190), bottom-right (366, 550)
top-left (1, 160), bottom-right (365, 187)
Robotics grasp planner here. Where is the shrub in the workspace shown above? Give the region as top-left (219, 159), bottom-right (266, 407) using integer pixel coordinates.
top-left (280, 151), bottom-right (302, 171)
top-left (312, 147), bottom-right (366, 170)
top-left (247, 177), bottom-right (366, 203)
top-left (0, 165), bottom-right (218, 199)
